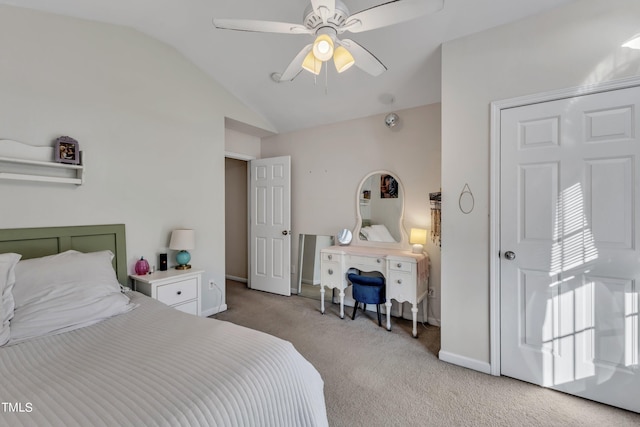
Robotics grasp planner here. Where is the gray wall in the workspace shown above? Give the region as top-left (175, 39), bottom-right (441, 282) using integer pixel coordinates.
top-left (441, 0), bottom-right (640, 368)
top-left (0, 5), bottom-right (274, 315)
top-left (262, 104), bottom-right (442, 324)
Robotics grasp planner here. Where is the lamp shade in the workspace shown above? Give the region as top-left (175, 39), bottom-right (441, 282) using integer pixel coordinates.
top-left (410, 228), bottom-right (427, 245)
top-left (410, 228), bottom-right (427, 254)
top-left (302, 50), bottom-right (322, 75)
top-left (333, 46), bottom-right (355, 73)
top-left (169, 229), bottom-right (195, 250)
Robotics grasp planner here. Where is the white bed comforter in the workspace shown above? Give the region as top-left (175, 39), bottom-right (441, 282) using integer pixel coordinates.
top-left (0, 292), bottom-right (328, 427)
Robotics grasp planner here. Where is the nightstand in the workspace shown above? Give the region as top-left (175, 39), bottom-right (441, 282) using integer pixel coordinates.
top-left (130, 269), bottom-right (203, 316)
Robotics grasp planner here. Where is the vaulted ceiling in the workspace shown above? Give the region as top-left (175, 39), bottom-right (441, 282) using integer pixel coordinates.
top-left (1, 0), bottom-right (577, 133)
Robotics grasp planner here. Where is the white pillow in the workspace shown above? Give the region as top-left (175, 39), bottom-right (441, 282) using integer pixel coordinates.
top-left (360, 226), bottom-right (373, 240)
top-left (370, 224), bottom-right (396, 243)
top-left (0, 253), bottom-right (21, 346)
top-left (9, 250), bottom-right (136, 344)
top-left (360, 225), bottom-right (396, 242)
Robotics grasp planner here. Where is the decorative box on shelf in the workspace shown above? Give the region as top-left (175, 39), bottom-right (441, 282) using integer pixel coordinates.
top-left (0, 139), bottom-right (84, 185)
top-left (130, 269), bottom-right (203, 316)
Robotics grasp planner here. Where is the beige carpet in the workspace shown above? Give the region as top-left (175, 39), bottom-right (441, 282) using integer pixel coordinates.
top-left (213, 280), bottom-right (640, 427)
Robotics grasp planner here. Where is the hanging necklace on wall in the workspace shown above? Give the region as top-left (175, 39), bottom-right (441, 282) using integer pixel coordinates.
top-left (459, 183), bottom-right (474, 215)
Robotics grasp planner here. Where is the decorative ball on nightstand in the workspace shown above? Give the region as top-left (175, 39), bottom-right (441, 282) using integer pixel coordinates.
top-left (175, 250), bottom-right (191, 268)
top-left (135, 256), bottom-right (150, 275)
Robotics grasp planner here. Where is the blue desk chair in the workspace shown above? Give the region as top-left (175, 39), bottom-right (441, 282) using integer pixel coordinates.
top-left (347, 273), bottom-right (386, 327)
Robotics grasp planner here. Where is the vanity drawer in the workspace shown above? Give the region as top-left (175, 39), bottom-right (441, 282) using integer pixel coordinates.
top-left (349, 255), bottom-right (385, 268)
top-left (156, 277), bottom-right (198, 306)
top-left (321, 261), bottom-right (342, 288)
top-left (387, 271), bottom-right (415, 303)
top-left (322, 252), bottom-right (341, 262)
top-left (389, 260), bottom-right (413, 273)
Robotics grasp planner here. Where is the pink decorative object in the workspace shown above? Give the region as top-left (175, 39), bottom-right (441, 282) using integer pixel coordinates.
top-left (135, 257), bottom-right (150, 275)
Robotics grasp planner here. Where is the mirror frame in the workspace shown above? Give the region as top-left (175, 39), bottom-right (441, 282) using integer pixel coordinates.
top-left (352, 170), bottom-right (409, 250)
top-left (297, 233), bottom-right (335, 294)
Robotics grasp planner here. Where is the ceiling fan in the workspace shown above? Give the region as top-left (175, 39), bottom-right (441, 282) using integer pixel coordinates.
top-left (213, 0), bottom-right (444, 82)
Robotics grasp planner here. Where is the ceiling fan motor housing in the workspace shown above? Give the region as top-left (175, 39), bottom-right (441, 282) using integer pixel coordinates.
top-left (303, 0), bottom-right (350, 30)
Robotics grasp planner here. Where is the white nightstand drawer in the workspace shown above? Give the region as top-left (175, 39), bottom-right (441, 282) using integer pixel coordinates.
top-left (157, 278), bottom-right (198, 306)
top-left (130, 269), bottom-right (203, 316)
top-left (173, 300), bottom-right (198, 316)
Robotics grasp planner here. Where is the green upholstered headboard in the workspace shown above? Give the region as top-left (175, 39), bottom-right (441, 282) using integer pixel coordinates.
top-left (0, 224), bottom-right (127, 285)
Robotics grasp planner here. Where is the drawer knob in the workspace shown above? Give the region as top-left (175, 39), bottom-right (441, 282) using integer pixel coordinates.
top-left (328, 254), bottom-right (332, 260)
top-left (376, 258), bottom-right (382, 264)
top-left (397, 263), bottom-right (402, 268)
top-left (177, 290), bottom-right (182, 295)
top-left (397, 279), bottom-right (402, 284)
top-left (328, 269), bottom-right (333, 275)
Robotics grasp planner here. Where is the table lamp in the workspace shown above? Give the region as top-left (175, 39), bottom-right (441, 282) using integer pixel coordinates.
top-left (409, 228), bottom-right (427, 254)
top-left (169, 229), bottom-right (195, 270)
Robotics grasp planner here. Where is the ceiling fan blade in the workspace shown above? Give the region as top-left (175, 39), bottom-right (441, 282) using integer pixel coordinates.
top-left (213, 18), bottom-right (311, 34)
top-left (278, 44), bottom-right (314, 82)
top-left (344, 0), bottom-right (444, 33)
top-left (339, 39), bottom-right (387, 76)
top-left (311, 0), bottom-right (336, 23)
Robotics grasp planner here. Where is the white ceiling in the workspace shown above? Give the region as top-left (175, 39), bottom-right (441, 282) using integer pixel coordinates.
top-left (2, 0), bottom-right (576, 133)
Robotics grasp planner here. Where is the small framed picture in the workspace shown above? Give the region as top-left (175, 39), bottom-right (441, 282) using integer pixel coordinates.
top-left (54, 136), bottom-right (80, 165)
top-left (380, 174), bottom-right (398, 198)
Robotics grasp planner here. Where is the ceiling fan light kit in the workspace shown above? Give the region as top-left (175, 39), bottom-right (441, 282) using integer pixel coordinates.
top-left (312, 33), bottom-right (334, 61)
top-left (333, 46), bottom-right (355, 73)
top-left (302, 51), bottom-right (322, 75)
top-left (213, 0), bottom-right (444, 82)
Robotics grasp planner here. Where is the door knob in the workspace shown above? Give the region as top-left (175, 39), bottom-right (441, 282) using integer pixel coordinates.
top-left (282, 230), bottom-right (289, 235)
top-left (504, 251), bottom-right (516, 260)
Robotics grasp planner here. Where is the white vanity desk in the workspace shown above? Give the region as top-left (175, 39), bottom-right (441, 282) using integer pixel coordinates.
top-left (320, 245), bottom-right (429, 337)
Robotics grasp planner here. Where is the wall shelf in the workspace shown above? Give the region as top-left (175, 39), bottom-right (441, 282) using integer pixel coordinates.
top-left (0, 140), bottom-right (84, 185)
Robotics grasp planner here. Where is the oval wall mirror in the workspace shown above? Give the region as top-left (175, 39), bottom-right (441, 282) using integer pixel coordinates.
top-left (353, 170), bottom-right (408, 249)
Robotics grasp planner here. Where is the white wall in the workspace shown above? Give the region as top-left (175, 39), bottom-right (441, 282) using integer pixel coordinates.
top-left (0, 5), bottom-right (274, 315)
top-left (225, 128), bottom-right (261, 159)
top-left (441, 0), bottom-right (640, 367)
top-left (262, 104), bottom-right (442, 324)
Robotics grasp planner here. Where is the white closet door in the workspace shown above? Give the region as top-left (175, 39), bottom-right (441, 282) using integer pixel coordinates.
top-left (500, 85), bottom-right (640, 412)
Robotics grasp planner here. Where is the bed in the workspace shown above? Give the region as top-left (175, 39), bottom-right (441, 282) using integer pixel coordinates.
top-left (0, 224), bottom-right (328, 427)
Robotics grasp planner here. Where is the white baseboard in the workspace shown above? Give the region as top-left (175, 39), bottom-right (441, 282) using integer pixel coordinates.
top-left (427, 316), bottom-right (441, 327)
top-left (226, 275), bottom-right (247, 283)
top-left (202, 303), bottom-right (228, 317)
top-left (438, 350), bottom-right (491, 374)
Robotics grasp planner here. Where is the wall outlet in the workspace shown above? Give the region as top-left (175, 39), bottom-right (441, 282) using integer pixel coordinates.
top-left (208, 280), bottom-right (215, 290)
top-left (427, 288), bottom-right (435, 298)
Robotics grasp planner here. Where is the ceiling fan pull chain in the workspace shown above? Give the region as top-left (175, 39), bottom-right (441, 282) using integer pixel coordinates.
top-left (324, 64), bottom-right (328, 95)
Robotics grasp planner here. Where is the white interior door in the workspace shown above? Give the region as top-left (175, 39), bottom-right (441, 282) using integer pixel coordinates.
top-left (500, 86), bottom-right (640, 412)
top-left (249, 156), bottom-right (291, 296)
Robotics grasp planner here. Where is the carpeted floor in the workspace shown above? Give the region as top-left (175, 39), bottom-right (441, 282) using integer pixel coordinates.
top-left (213, 280), bottom-right (640, 427)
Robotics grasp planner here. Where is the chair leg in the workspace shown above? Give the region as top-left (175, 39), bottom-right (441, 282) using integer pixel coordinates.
top-left (376, 304), bottom-right (382, 326)
top-left (351, 302), bottom-right (358, 320)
